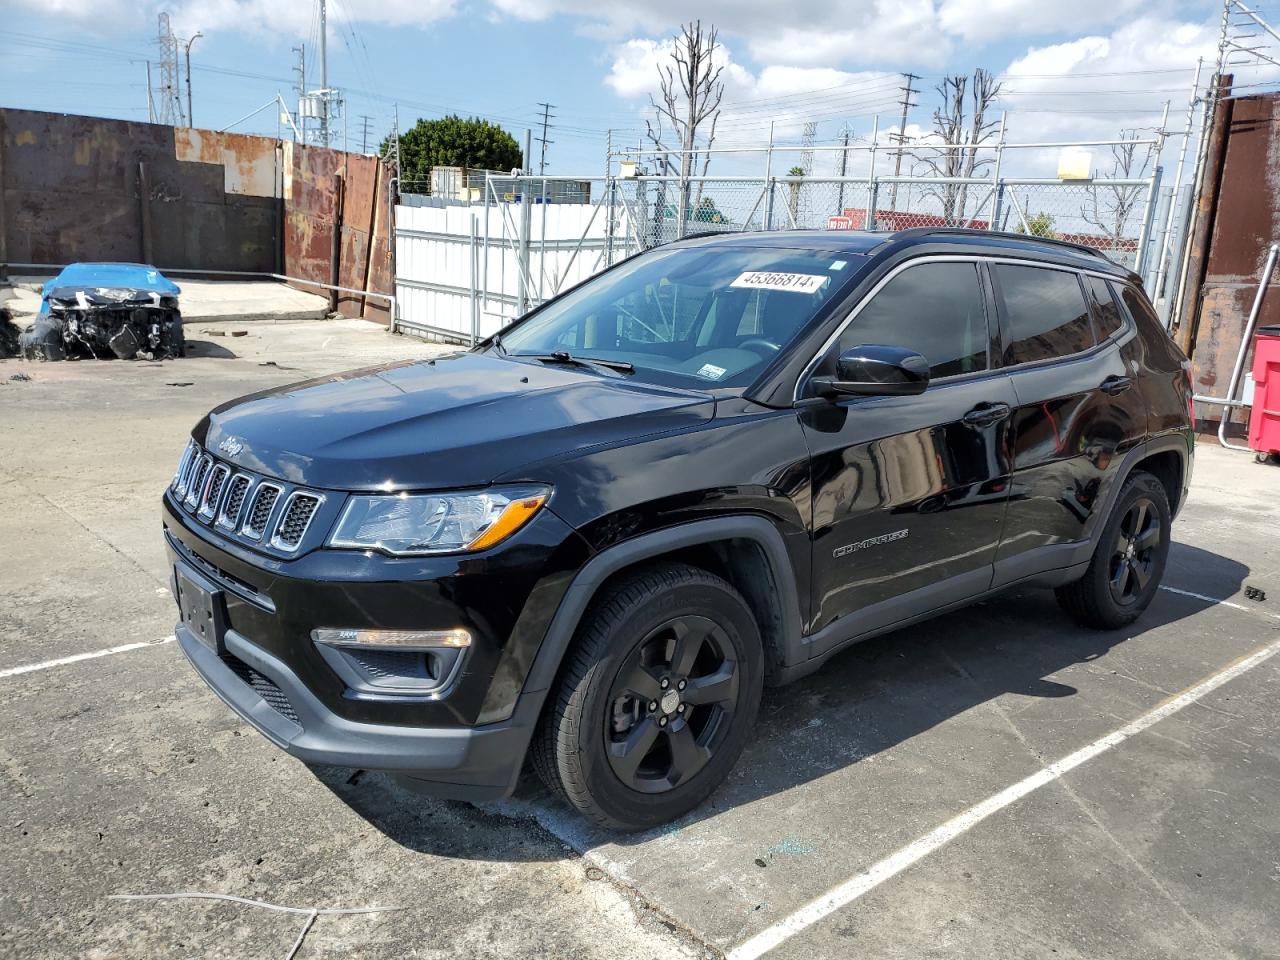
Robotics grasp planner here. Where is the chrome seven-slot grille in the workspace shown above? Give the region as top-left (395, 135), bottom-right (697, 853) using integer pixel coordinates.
top-left (170, 440), bottom-right (323, 552)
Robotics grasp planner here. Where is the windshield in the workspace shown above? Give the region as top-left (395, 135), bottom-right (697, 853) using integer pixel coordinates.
top-left (498, 246), bottom-right (862, 389)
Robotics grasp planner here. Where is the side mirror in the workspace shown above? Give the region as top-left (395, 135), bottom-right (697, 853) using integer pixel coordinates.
top-left (813, 344), bottom-right (930, 398)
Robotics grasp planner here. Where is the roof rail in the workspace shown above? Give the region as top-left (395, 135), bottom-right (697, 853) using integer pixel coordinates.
top-left (887, 227), bottom-right (1112, 261)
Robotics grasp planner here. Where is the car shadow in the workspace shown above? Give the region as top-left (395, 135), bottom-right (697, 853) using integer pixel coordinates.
top-left (315, 540), bottom-right (1249, 861)
top-left (183, 339), bottom-right (238, 359)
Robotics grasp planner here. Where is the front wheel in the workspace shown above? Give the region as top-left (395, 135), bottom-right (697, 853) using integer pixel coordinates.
top-left (1055, 470), bottom-right (1171, 629)
top-left (532, 563), bottom-right (763, 830)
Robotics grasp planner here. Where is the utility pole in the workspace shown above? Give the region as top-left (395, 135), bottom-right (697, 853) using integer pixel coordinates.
top-left (319, 0), bottom-right (329, 146)
top-left (392, 104), bottom-right (401, 177)
top-left (889, 71), bottom-right (919, 211)
top-left (292, 44), bottom-right (306, 143)
top-left (184, 32), bottom-right (202, 129)
top-left (145, 61), bottom-right (156, 123)
top-left (836, 123), bottom-right (851, 215)
top-left (535, 102), bottom-right (556, 175)
top-left (358, 114), bottom-right (374, 153)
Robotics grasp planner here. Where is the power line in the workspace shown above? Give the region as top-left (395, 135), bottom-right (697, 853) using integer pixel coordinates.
top-left (358, 114), bottom-right (373, 153)
top-left (535, 101), bottom-right (556, 174)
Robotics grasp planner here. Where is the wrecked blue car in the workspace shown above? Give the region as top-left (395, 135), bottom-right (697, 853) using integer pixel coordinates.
top-left (20, 263), bottom-right (184, 361)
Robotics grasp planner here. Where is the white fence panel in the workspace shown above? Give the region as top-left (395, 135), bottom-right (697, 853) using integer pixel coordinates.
top-left (395, 194), bottom-right (631, 343)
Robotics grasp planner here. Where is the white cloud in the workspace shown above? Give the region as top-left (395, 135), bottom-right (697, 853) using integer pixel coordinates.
top-left (169, 0), bottom-right (457, 36)
top-left (937, 0), bottom-right (1168, 46)
top-left (5, 0), bottom-right (145, 28)
top-left (6, 0), bottom-right (458, 36)
top-left (1000, 17), bottom-right (1218, 134)
top-left (989, 16), bottom-right (1232, 176)
top-left (494, 0), bottom-right (948, 68)
top-left (605, 35), bottom-right (897, 151)
top-left (746, 0), bottom-right (949, 68)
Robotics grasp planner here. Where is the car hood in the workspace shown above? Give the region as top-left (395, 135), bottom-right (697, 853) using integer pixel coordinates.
top-left (197, 352), bottom-right (716, 490)
top-left (41, 262), bottom-right (181, 308)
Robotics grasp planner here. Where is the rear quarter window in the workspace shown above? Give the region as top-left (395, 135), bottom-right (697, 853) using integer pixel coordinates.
top-left (1084, 275), bottom-right (1127, 341)
top-left (995, 264), bottom-right (1096, 366)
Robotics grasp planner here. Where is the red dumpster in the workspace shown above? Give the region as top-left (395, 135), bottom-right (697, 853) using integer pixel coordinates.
top-left (1249, 325), bottom-right (1280, 457)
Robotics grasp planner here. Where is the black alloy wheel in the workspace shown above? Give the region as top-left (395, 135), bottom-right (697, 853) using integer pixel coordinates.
top-left (1056, 470), bottom-right (1172, 630)
top-left (1109, 496), bottom-right (1162, 606)
top-left (532, 562), bottom-right (763, 830)
top-left (604, 615), bottom-right (740, 793)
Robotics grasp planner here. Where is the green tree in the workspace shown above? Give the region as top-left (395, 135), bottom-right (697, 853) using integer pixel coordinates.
top-left (383, 115), bottom-right (522, 190)
top-left (1018, 211), bottom-right (1056, 238)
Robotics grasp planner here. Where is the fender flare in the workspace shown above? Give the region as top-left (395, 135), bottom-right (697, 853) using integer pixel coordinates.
top-left (520, 515), bottom-right (803, 697)
top-left (1020, 432), bottom-right (1193, 580)
top-left (1088, 434), bottom-right (1191, 544)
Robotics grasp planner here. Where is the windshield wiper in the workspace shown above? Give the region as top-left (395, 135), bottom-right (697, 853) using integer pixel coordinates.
top-left (515, 350), bottom-right (635, 374)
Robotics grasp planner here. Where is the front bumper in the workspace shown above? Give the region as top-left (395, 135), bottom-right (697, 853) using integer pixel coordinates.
top-left (176, 619), bottom-right (540, 800)
top-left (164, 488), bottom-right (589, 800)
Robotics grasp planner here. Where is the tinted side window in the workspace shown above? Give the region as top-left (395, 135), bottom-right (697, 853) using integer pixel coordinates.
top-left (1084, 275), bottom-right (1126, 341)
top-left (835, 262), bottom-right (989, 379)
top-left (995, 265), bottom-right (1095, 366)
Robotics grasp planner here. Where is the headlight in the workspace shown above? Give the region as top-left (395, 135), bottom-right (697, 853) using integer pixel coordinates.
top-left (328, 485), bottom-right (550, 555)
top-left (95, 287), bottom-right (139, 301)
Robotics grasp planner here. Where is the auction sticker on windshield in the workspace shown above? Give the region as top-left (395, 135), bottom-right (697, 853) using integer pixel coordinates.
top-left (730, 272), bottom-right (828, 294)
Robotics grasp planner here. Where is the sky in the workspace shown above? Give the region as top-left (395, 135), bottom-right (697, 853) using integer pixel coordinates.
top-left (1, 0), bottom-right (1278, 181)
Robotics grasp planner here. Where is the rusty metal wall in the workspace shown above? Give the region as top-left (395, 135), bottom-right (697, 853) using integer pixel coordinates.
top-left (1, 108), bottom-right (393, 324)
top-left (1185, 92), bottom-right (1280, 430)
top-left (0, 108), bottom-right (281, 272)
top-left (281, 140), bottom-right (392, 323)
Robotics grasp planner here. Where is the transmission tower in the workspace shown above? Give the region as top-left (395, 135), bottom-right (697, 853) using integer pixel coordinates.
top-left (156, 13), bottom-right (184, 127)
top-left (536, 102), bottom-right (556, 174)
top-left (799, 120), bottom-right (817, 175)
top-left (1217, 0), bottom-right (1280, 75)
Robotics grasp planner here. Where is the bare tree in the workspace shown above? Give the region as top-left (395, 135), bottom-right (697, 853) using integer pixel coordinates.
top-left (646, 20), bottom-right (725, 232)
top-left (910, 68), bottom-right (1002, 224)
top-left (1080, 131), bottom-right (1157, 255)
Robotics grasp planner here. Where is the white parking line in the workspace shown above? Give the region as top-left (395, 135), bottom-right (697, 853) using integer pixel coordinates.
top-left (1160, 584), bottom-right (1277, 617)
top-left (0, 638), bottom-right (173, 679)
top-left (726, 630), bottom-right (1280, 960)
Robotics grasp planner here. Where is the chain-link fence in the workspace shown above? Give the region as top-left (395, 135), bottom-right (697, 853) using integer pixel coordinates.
top-left (395, 146), bottom-right (1181, 341)
top-left (613, 174), bottom-right (1160, 270)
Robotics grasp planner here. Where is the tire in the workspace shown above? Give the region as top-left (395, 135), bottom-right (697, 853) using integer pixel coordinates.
top-left (1055, 470), bottom-right (1171, 629)
top-left (532, 562), bottom-right (764, 831)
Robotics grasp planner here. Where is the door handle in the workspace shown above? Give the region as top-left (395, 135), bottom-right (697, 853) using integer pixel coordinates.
top-left (962, 402), bottom-right (1011, 426)
top-left (1100, 375), bottom-right (1133, 396)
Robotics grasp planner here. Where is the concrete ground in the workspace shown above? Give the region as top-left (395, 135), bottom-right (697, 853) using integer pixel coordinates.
top-left (1, 323), bottom-right (1278, 960)
top-left (2, 276), bottom-right (330, 325)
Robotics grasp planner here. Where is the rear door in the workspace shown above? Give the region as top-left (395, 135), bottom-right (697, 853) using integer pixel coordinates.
top-left (990, 262), bottom-right (1146, 586)
top-left (798, 259), bottom-right (1017, 650)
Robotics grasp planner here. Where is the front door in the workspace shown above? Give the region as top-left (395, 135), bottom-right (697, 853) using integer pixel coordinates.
top-left (798, 259), bottom-right (1017, 653)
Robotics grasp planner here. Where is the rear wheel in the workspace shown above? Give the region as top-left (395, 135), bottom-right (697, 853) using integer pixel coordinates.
top-left (1056, 470), bottom-right (1171, 629)
top-left (532, 563), bottom-right (763, 830)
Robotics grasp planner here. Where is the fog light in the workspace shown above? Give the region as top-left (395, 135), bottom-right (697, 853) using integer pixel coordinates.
top-left (312, 628), bottom-right (472, 698)
top-left (311, 628), bottom-right (471, 649)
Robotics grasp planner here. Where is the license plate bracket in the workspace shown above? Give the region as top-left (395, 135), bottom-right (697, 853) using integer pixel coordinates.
top-left (175, 566), bottom-right (227, 654)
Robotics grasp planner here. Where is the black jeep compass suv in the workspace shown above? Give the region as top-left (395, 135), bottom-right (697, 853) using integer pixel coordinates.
top-left (164, 228), bottom-right (1194, 830)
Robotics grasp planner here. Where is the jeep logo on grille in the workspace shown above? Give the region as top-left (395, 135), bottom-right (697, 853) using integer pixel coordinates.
top-left (217, 436), bottom-right (245, 458)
